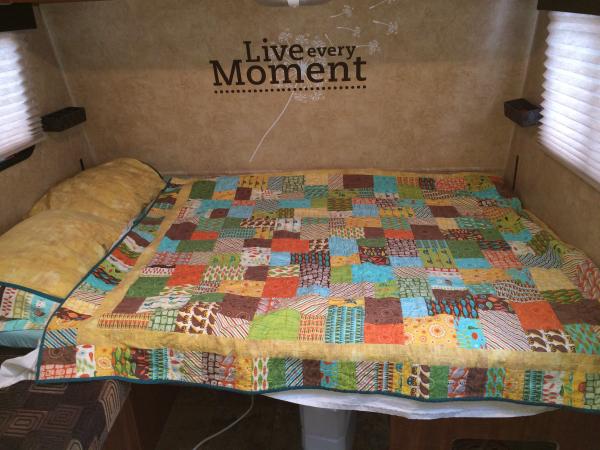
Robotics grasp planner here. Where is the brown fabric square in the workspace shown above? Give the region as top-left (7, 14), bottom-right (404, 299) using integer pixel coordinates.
top-left (235, 187), bottom-right (252, 200)
top-left (243, 238), bottom-right (272, 248)
top-left (365, 297), bottom-right (402, 324)
top-left (302, 360), bottom-right (321, 386)
top-left (219, 294), bottom-right (260, 320)
top-left (552, 300), bottom-right (600, 325)
top-left (165, 222), bottom-right (196, 240)
top-left (363, 227), bottom-right (385, 238)
top-left (210, 208), bottom-right (229, 218)
top-left (273, 230), bottom-right (300, 239)
top-left (244, 266), bottom-right (270, 281)
top-left (113, 297), bottom-right (145, 314)
top-left (430, 205), bottom-right (460, 218)
top-left (465, 368), bottom-right (487, 396)
top-left (432, 289), bottom-right (469, 302)
top-left (42, 347), bottom-right (76, 365)
top-left (343, 174), bottom-right (374, 189)
top-left (411, 225), bottom-right (445, 240)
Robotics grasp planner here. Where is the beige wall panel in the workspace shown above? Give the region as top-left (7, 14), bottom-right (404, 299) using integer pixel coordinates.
top-left (505, 13), bottom-right (600, 265)
top-left (41, 0), bottom-right (536, 175)
top-left (0, 8), bottom-right (90, 234)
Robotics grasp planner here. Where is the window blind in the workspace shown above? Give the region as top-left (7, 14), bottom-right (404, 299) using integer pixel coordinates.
top-left (539, 12), bottom-right (600, 189)
top-left (0, 33), bottom-right (44, 162)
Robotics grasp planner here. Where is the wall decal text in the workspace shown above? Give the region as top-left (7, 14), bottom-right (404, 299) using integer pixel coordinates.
top-left (209, 39), bottom-right (367, 90)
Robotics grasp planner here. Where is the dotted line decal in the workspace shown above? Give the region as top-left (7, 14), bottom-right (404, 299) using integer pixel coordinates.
top-left (214, 85), bottom-right (367, 94)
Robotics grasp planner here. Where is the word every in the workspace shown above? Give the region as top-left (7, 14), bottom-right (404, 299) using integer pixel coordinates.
top-left (209, 39), bottom-right (367, 87)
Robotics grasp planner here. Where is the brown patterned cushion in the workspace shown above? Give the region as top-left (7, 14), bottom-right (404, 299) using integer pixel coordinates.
top-left (0, 380), bottom-right (129, 450)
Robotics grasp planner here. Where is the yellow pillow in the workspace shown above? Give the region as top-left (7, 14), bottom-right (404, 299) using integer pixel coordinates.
top-left (0, 210), bottom-right (124, 298)
top-left (29, 158), bottom-right (165, 226)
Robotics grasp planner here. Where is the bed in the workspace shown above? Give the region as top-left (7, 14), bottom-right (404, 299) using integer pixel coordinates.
top-left (1, 159), bottom-right (599, 446)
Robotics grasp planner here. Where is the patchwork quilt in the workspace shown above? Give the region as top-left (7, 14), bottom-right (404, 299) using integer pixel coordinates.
top-left (36, 171), bottom-right (600, 411)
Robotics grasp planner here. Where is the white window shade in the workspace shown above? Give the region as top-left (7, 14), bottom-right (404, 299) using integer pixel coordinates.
top-left (0, 33), bottom-right (44, 162)
top-left (539, 12), bottom-right (600, 189)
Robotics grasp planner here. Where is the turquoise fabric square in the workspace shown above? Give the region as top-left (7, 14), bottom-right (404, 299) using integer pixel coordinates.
top-left (83, 275), bottom-right (113, 292)
top-left (456, 317), bottom-right (486, 349)
top-left (297, 286), bottom-right (330, 297)
top-left (400, 297), bottom-right (429, 318)
top-left (455, 258), bottom-right (492, 269)
top-left (215, 176), bottom-right (239, 192)
top-left (352, 204), bottom-right (379, 217)
top-left (471, 188), bottom-right (501, 199)
top-left (502, 230), bottom-right (532, 242)
top-left (201, 200), bottom-right (232, 210)
top-left (390, 256), bottom-right (423, 267)
top-left (329, 237), bottom-right (359, 257)
top-left (279, 199), bottom-right (311, 209)
top-left (351, 263), bottom-right (394, 283)
top-left (270, 252), bottom-right (291, 266)
top-left (374, 176), bottom-right (398, 193)
top-left (158, 237), bottom-right (179, 252)
top-left (228, 206), bottom-right (253, 218)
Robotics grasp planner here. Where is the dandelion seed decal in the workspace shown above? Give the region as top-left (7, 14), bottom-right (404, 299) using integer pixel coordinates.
top-left (336, 26), bottom-right (361, 38)
top-left (246, 3), bottom-right (395, 163)
top-left (372, 20), bottom-right (398, 35)
top-left (330, 5), bottom-right (353, 19)
top-left (369, 0), bottom-right (397, 10)
top-left (355, 39), bottom-right (381, 55)
top-left (324, 33), bottom-right (335, 46)
top-left (278, 30), bottom-right (293, 44)
top-left (294, 34), bottom-right (310, 47)
top-left (269, 31), bottom-right (327, 103)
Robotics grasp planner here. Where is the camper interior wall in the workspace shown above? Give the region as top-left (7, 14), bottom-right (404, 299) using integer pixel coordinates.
top-left (3, 0), bottom-right (598, 267)
top-left (0, 7), bottom-right (90, 234)
top-left (39, 0), bottom-right (537, 174)
top-left (505, 11), bottom-right (600, 265)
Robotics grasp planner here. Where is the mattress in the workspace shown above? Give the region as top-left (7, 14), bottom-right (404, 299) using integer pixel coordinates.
top-left (267, 390), bottom-right (554, 419)
top-left (30, 170), bottom-right (600, 412)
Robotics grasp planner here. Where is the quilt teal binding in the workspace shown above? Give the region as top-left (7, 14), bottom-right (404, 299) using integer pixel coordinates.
top-left (33, 172), bottom-right (600, 412)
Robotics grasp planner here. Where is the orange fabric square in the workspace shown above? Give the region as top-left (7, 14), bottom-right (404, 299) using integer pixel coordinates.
top-left (112, 248), bottom-right (136, 267)
top-left (271, 239), bottom-right (310, 253)
top-left (511, 301), bottom-right (562, 330)
top-left (262, 277), bottom-right (299, 298)
top-left (191, 231), bottom-right (219, 240)
top-left (364, 323), bottom-right (406, 344)
top-left (167, 265), bottom-right (206, 286)
top-left (384, 229), bottom-right (414, 239)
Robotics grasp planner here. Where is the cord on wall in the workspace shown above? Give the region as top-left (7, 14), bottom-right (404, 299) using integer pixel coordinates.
top-left (249, 91), bottom-right (295, 162)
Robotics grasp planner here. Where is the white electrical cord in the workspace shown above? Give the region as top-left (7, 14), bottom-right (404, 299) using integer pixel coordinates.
top-left (191, 395), bottom-right (255, 449)
top-left (249, 91), bottom-right (295, 162)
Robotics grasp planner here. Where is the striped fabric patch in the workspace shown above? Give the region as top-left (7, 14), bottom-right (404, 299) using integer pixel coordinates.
top-left (479, 310), bottom-right (530, 351)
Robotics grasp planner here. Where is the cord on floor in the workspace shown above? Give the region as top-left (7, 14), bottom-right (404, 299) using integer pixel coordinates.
top-left (191, 395), bottom-right (255, 449)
